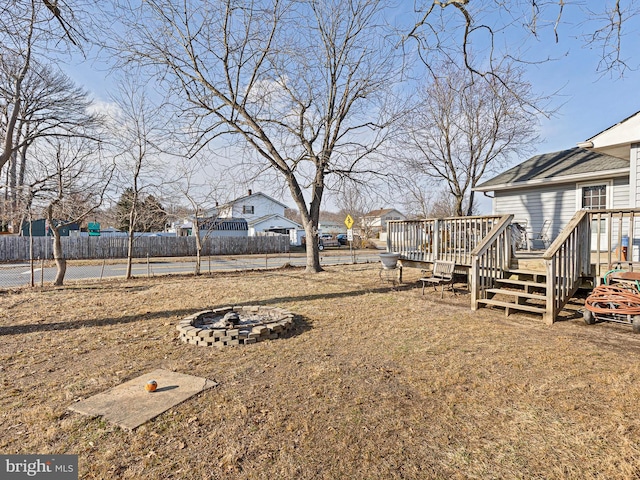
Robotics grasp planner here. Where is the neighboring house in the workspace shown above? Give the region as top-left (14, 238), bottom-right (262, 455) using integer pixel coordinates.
top-left (213, 190), bottom-right (302, 239)
top-left (362, 208), bottom-right (406, 235)
top-left (474, 110), bottom-right (640, 249)
top-left (247, 214), bottom-right (301, 237)
top-left (319, 220), bottom-right (344, 235)
top-left (168, 220), bottom-right (194, 237)
top-left (217, 190), bottom-right (288, 222)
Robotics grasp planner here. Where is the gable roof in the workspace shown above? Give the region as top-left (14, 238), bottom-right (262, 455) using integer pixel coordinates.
top-left (247, 213), bottom-right (302, 229)
top-left (364, 208), bottom-right (404, 218)
top-left (474, 147), bottom-right (629, 192)
top-left (579, 110), bottom-right (640, 160)
top-left (222, 191), bottom-right (288, 210)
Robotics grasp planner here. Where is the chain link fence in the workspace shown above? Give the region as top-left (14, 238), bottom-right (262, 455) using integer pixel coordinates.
top-left (0, 250), bottom-right (382, 288)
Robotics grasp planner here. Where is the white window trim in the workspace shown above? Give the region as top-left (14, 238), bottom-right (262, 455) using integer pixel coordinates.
top-left (575, 180), bottom-right (613, 211)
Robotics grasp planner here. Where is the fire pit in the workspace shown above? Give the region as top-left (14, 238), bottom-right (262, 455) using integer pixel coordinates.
top-left (176, 306), bottom-right (295, 347)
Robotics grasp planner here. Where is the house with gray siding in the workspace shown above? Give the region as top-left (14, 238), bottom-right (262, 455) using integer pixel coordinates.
top-left (474, 110), bottom-right (640, 251)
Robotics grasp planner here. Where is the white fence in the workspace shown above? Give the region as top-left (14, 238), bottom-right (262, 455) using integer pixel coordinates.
top-left (0, 235), bottom-right (290, 262)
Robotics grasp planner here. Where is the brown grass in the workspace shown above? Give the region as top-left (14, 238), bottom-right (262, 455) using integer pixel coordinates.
top-left (2, 265), bottom-right (640, 479)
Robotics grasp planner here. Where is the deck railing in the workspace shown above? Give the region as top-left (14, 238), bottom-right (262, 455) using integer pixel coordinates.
top-left (469, 214), bottom-right (514, 310)
top-left (387, 215), bottom-right (503, 266)
top-left (542, 210), bottom-right (591, 324)
top-left (542, 208), bottom-right (640, 323)
top-left (586, 209), bottom-right (640, 279)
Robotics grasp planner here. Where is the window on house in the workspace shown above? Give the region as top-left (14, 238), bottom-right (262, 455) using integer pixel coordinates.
top-left (582, 185), bottom-right (607, 210)
top-left (242, 205), bottom-right (254, 214)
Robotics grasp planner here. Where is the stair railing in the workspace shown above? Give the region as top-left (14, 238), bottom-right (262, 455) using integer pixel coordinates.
top-left (470, 214), bottom-right (514, 310)
top-left (542, 210), bottom-right (590, 324)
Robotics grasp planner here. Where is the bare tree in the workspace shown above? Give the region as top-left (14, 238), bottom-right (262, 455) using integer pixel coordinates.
top-left (391, 175), bottom-right (435, 220)
top-left (115, 0), bottom-right (401, 273)
top-left (0, 0), bottom-right (92, 174)
top-left (399, 61), bottom-right (543, 216)
top-left (335, 181), bottom-right (380, 238)
top-left (0, 2), bottom-right (36, 174)
top-left (167, 154), bottom-right (226, 276)
top-left (1, 59), bottom-right (99, 230)
top-left (108, 78), bottom-right (167, 279)
top-left (27, 136), bottom-right (112, 285)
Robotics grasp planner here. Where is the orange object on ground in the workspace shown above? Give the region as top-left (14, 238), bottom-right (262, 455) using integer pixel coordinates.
top-left (584, 285), bottom-right (640, 315)
top-left (145, 380), bottom-right (158, 392)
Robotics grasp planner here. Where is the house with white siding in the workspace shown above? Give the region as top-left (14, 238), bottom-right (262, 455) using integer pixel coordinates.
top-left (362, 208), bottom-right (406, 234)
top-left (215, 190), bottom-right (302, 238)
top-left (217, 190), bottom-right (288, 221)
top-left (474, 110), bottom-right (640, 250)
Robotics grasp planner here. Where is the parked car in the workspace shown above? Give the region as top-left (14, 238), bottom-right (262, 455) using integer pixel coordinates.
top-left (336, 233), bottom-right (363, 246)
top-left (318, 234), bottom-right (340, 249)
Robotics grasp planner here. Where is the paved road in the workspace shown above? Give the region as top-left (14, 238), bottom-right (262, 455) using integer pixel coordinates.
top-left (0, 250), bottom-right (383, 287)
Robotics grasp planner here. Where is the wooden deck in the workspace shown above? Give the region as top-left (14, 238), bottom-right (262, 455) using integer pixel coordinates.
top-left (387, 209), bottom-right (640, 324)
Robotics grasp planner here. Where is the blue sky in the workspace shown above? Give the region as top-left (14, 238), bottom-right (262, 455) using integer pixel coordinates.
top-left (504, 2), bottom-right (640, 153)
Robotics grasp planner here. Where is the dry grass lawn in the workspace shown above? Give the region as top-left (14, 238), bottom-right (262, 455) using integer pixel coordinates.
top-left (2, 264), bottom-right (640, 479)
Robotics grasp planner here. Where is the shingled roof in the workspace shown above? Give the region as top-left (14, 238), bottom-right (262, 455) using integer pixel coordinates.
top-left (474, 147), bottom-right (629, 192)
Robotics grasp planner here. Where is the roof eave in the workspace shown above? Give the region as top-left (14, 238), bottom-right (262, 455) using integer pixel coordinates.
top-left (473, 168), bottom-right (629, 192)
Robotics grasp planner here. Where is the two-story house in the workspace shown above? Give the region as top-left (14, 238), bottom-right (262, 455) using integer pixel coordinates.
top-left (217, 190), bottom-right (302, 237)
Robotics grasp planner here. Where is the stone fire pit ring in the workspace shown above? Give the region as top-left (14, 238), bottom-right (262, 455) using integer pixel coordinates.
top-left (177, 306), bottom-right (295, 347)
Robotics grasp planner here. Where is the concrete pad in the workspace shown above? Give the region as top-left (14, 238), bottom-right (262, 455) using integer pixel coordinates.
top-left (69, 369), bottom-right (218, 430)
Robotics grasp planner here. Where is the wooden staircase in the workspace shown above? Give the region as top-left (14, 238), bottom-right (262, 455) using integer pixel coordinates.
top-left (477, 268), bottom-right (547, 317)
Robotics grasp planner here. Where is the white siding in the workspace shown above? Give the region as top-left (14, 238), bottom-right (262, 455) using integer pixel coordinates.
top-left (612, 176), bottom-right (630, 208)
top-left (494, 175), bottom-right (630, 244)
top-left (494, 183), bottom-right (576, 243)
top-left (218, 194), bottom-right (286, 220)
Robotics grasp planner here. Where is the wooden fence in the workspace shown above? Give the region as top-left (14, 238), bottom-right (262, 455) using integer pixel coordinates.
top-left (0, 234), bottom-right (290, 262)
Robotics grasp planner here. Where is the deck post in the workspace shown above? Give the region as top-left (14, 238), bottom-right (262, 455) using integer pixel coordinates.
top-left (433, 219), bottom-right (440, 261)
top-left (545, 259), bottom-right (556, 325)
top-left (470, 256), bottom-right (479, 310)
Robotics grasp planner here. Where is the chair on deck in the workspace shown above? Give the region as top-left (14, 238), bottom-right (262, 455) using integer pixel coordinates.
top-left (528, 219), bottom-right (551, 250)
top-left (419, 260), bottom-right (456, 298)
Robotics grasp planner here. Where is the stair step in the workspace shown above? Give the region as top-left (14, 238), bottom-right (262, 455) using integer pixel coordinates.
top-left (505, 269), bottom-right (547, 281)
top-left (477, 298), bottom-right (546, 315)
top-left (485, 288), bottom-right (545, 300)
top-left (495, 278), bottom-right (546, 289)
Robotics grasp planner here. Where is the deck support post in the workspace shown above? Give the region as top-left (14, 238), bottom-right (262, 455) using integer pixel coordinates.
top-left (433, 219), bottom-right (441, 262)
top-left (545, 259), bottom-right (556, 325)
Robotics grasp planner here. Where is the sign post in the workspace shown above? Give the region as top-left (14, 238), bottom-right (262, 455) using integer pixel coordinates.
top-left (344, 215), bottom-right (355, 262)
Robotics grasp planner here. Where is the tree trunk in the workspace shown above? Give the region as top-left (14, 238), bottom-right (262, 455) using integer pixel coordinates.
top-left (51, 227), bottom-right (66, 286)
top-left (46, 204), bottom-right (66, 286)
top-left (454, 195), bottom-right (464, 217)
top-left (126, 228), bottom-right (134, 279)
top-left (303, 222), bottom-right (322, 273)
top-left (466, 191), bottom-right (476, 216)
top-left (194, 226), bottom-right (202, 276)
top-left (125, 202), bottom-right (137, 279)
top-left (287, 174), bottom-right (323, 273)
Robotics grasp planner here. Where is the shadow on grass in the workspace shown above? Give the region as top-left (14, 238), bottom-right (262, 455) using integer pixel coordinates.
top-left (0, 282), bottom-right (425, 336)
top-left (0, 308), bottom-right (198, 336)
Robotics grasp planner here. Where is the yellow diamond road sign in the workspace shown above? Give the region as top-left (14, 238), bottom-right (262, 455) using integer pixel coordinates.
top-left (344, 214), bottom-right (354, 229)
